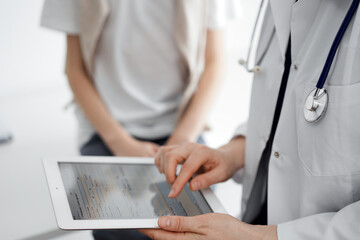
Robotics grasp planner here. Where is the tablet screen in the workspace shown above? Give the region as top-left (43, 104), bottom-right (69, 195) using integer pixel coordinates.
top-left (59, 163), bottom-right (212, 220)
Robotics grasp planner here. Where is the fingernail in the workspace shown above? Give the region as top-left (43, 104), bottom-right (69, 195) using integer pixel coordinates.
top-left (159, 217), bottom-right (171, 227)
top-left (192, 181), bottom-right (200, 190)
top-left (168, 188), bottom-right (175, 198)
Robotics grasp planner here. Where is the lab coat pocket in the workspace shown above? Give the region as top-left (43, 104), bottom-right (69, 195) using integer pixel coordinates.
top-left (297, 82), bottom-right (360, 176)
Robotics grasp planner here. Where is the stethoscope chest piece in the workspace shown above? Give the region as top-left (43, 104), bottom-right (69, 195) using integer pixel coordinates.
top-left (304, 88), bottom-right (329, 123)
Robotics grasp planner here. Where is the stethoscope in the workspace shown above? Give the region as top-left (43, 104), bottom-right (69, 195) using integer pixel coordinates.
top-left (240, 0), bottom-right (360, 123)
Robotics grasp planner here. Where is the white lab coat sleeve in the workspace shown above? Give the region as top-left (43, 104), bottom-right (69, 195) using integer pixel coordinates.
top-left (40, 0), bottom-right (79, 34)
top-left (231, 122), bottom-right (247, 183)
top-left (277, 200), bottom-right (360, 240)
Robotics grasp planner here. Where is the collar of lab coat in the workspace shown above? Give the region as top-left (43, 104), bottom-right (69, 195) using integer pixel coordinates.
top-left (270, 0), bottom-right (294, 59)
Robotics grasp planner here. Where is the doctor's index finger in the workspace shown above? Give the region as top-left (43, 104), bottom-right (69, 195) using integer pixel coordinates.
top-left (168, 150), bottom-right (207, 198)
top-left (160, 143), bottom-right (198, 180)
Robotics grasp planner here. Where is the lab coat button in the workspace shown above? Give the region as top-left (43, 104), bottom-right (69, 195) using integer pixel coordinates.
top-left (274, 152), bottom-right (280, 158)
top-left (294, 64), bottom-right (298, 70)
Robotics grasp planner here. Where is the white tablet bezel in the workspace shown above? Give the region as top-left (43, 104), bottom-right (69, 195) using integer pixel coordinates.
top-left (43, 156), bottom-right (227, 230)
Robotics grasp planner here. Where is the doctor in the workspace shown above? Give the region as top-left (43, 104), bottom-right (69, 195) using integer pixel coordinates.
top-left (141, 0), bottom-right (360, 239)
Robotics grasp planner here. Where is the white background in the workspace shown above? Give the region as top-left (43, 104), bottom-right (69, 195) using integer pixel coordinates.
top-left (0, 0), bottom-right (261, 239)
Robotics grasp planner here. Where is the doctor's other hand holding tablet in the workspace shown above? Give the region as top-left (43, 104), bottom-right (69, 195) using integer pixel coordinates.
top-left (140, 213), bottom-right (277, 240)
top-left (140, 137), bottom-right (278, 240)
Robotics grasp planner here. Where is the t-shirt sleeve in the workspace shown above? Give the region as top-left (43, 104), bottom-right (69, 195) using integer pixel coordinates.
top-left (40, 0), bottom-right (80, 34)
top-left (207, 0), bottom-right (242, 30)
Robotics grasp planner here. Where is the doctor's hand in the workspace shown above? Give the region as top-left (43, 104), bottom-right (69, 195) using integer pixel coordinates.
top-left (139, 213), bottom-right (277, 240)
top-left (155, 137), bottom-right (245, 198)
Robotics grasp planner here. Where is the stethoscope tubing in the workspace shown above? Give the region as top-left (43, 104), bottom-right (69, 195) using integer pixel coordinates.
top-left (316, 0), bottom-right (360, 89)
top-left (242, 0), bottom-right (266, 71)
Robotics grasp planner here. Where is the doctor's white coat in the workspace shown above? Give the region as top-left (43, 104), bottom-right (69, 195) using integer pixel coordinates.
top-left (238, 0), bottom-right (360, 239)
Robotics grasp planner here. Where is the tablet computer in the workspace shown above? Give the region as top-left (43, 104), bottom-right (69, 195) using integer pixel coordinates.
top-left (43, 156), bottom-right (226, 230)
